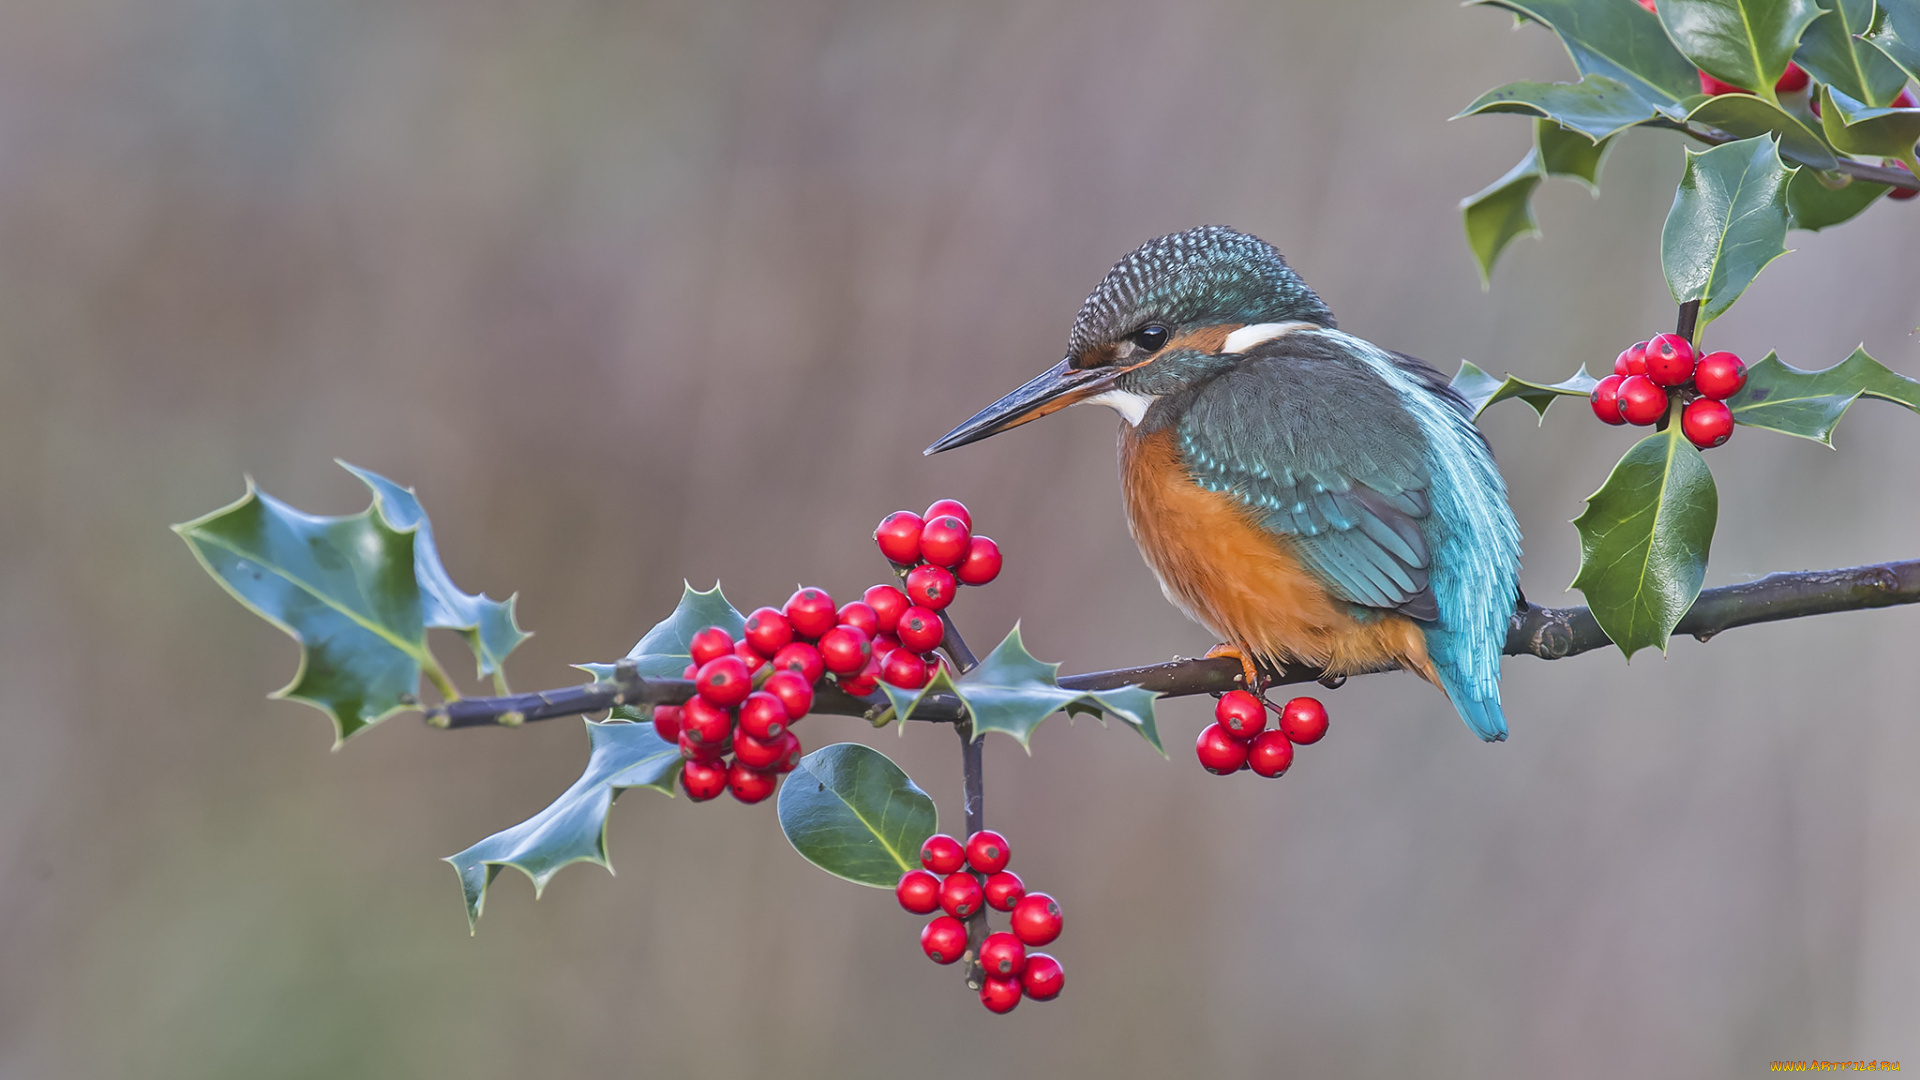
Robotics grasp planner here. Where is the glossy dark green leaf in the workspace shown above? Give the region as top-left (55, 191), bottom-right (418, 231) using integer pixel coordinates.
top-left (175, 476), bottom-right (435, 744)
top-left (1660, 135), bottom-right (1795, 327)
top-left (1066, 684), bottom-right (1166, 755)
top-left (1475, 0), bottom-right (1700, 110)
top-left (1817, 85), bottom-right (1920, 166)
top-left (342, 463), bottom-right (528, 689)
top-left (1462, 150), bottom-right (1545, 283)
top-left (1457, 75), bottom-right (1659, 140)
top-left (1786, 166), bottom-right (1890, 228)
top-left (1684, 93), bottom-right (1839, 168)
top-left (1729, 346), bottom-right (1920, 442)
top-left (575, 582), bottom-right (746, 683)
top-left (1865, 0), bottom-right (1920, 84)
top-left (1570, 427), bottom-right (1719, 659)
top-left (776, 743), bottom-right (937, 888)
top-left (1798, 0), bottom-right (1909, 104)
top-left (446, 721), bottom-right (683, 930)
top-left (1537, 118), bottom-right (1616, 187)
top-left (1659, 0), bottom-right (1822, 97)
top-left (1451, 360), bottom-right (1603, 420)
top-left (954, 626), bottom-right (1084, 750)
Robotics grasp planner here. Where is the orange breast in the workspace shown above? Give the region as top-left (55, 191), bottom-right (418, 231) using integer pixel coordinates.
top-left (1119, 426), bottom-right (1437, 682)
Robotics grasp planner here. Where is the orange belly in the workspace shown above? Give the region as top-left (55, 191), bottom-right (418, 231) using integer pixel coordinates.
top-left (1119, 426), bottom-right (1437, 682)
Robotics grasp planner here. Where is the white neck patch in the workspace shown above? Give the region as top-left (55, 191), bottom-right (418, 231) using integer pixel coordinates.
top-left (1083, 388), bottom-right (1155, 426)
top-left (1222, 321), bottom-right (1319, 354)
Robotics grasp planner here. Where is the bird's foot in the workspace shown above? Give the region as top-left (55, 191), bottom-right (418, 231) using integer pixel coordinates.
top-left (1204, 644), bottom-right (1263, 690)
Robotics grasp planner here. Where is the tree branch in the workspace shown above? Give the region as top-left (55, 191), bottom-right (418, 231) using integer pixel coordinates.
top-left (1654, 118), bottom-right (1920, 191)
top-left (426, 558), bottom-right (1920, 730)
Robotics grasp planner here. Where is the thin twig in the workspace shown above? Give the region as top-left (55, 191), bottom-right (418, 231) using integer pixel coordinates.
top-left (1650, 117), bottom-right (1920, 191)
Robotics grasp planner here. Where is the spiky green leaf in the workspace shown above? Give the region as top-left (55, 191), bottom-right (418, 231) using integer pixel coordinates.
top-left (876, 663), bottom-right (961, 726)
top-left (1456, 75), bottom-right (1659, 140)
top-left (445, 721), bottom-right (683, 930)
top-left (1571, 426), bottom-right (1719, 659)
top-left (1798, 0), bottom-right (1909, 105)
top-left (1537, 118), bottom-right (1615, 187)
top-left (1473, 0), bottom-right (1700, 112)
top-left (1786, 166), bottom-right (1890, 228)
top-left (776, 743), bottom-right (937, 888)
top-left (1864, 0), bottom-right (1920, 85)
top-left (1660, 135), bottom-right (1795, 328)
top-left (1071, 684), bottom-right (1165, 755)
top-left (1816, 85), bottom-right (1920, 168)
top-left (1728, 346), bottom-right (1920, 443)
top-left (575, 582), bottom-right (746, 683)
top-left (1659, 0), bottom-right (1822, 98)
top-left (953, 626), bottom-right (1084, 750)
top-left (1451, 360), bottom-right (1602, 420)
top-left (1462, 150), bottom-right (1546, 283)
top-left (1684, 93), bottom-right (1838, 168)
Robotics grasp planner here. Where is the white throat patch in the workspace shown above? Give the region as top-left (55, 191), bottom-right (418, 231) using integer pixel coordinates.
top-left (1083, 388), bottom-right (1155, 426)
top-left (1222, 321), bottom-right (1319, 354)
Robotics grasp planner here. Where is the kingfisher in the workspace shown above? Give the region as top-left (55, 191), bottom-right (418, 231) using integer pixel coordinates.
top-left (924, 226), bottom-right (1522, 740)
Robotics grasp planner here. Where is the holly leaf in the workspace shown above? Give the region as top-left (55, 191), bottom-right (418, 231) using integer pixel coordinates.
top-left (176, 475), bottom-right (436, 744)
top-left (1786, 166), bottom-right (1889, 229)
top-left (876, 662), bottom-right (961, 726)
top-left (1456, 75), bottom-right (1659, 140)
top-left (1684, 93), bottom-right (1838, 169)
top-left (341, 463), bottom-right (528, 689)
top-left (445, 720), bottom-right (683, 930)
top-left (1660, 135), bottom-right (1795, 328)
top-left (1071, 684), bottom-right (1165, 755)
top-left (1729, 346), bottom-right (1920, 443)
top-left (1865, 0), bottom-right (1920, 85)
top-left (575, 582), bottom-right (746, 683)
top-left (1537, 117), bottom-right (1616, 188)
top-left (1451, 360), bottom-right (1602, 420)
top-left (1570, 426), bottom-right (1719, 659)
top-left (1473, 0), bottom-right (1700, 112)
top-left (1816, 84), bottom-right (1920, 168)
top-left (951, 625), bottom-right (1084, 750)
top-left (1658, 0), bottom-right (1822, 98)
top-left (1462, 149), bottom-right (1546, 283)
top-left (776, 743), bottom-right (937, 888)
top-left (1797, 0), bottom-right (1909, 105)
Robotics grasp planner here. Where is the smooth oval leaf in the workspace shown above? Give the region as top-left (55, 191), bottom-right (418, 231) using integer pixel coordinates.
top-left (1659, 0), bottom-right (1822, 98)
top-left (1730, 346), bottom-right (1920, 443)
top-left (1661, 135), bottom-right (1795, 327)
top-left (446, 720), bottom-right (683, 930)
top-left (1570, 426), bottom-right (1719, 659)
top-left (777, 743), bottom-right (937, 888)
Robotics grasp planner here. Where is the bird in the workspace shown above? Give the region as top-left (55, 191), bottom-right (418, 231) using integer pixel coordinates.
top-left (924, 226), bottom-right (1522, 741)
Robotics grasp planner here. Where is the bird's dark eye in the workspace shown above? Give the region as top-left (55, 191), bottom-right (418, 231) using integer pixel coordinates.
top-left (1128, 325), bottom-right (1170, 353)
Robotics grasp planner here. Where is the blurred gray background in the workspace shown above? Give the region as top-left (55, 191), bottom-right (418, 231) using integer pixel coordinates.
top-left (4, 0), bottom-right (1917, 1076)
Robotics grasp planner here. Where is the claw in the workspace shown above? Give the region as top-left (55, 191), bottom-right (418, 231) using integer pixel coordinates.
top-left (1204, 643), bottom-right (1263, 690)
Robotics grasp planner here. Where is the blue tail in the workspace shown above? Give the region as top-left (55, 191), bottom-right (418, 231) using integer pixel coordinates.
top-left (1431, 655), bottom-right (1508, 742)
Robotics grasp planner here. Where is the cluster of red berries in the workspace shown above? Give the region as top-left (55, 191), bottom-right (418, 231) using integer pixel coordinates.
top-left (1589, 334), bottom-right (1746, 449)
top-left (897, 830), bottom-right (1064, 1014)
top-left (1194, 690), bottom-right (1328, 777)
top-left (875, 499), bottom-right (1002, 594)
top-left (652, 614), bottom-right (814, 804)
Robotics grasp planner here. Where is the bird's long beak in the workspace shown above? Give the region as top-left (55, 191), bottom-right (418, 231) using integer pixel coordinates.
top-left (923, 358), bottom-right (1118, 455)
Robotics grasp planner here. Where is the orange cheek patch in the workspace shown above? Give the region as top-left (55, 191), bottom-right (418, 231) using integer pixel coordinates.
top-left (1163, 324), bottom-right (1242, 355)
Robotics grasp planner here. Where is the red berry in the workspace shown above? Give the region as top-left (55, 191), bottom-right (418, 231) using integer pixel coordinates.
top-left (1699, 70), bottom-right (1744, 96)
top-left (689, 627), bottom-right (734, 666)
top-left (1247, 730), bottom-right (1295, 777)
top-left (880, 649), bottom-right (930, 689)
top-left (896, 869), bottom-right (941, 914)
top-left (895, 606), bottom-right (945, 653)
top-left (1645, 333), bottom-right (1696, 387)
top-left (728, 760), bottom-right (777, 803)
top-left (874, 511), bottom-right (925, 565)
top-left (784, 587), bottom-right (838, 640)
top-left (681, 695), bottom-right (733, 746)
top-left (651, 704), bottom-right (682, 742)
top-left (680, 758), bottom-right (728, 801)
top-left (835, 601), bottom-right (879, 638)
top-left (919, 515), bottom-right (973, 568)
top-left (921, 916), bottom-right (969, 965)
top-left (1195, 722), bottom-right (1249, 775)
top-left (1021, 953), bottom-right (1064, 1001)
top-left (682, 662), bottom-right (697, 679)
top-left (762, 669), bottom-right (814, 720)
top-left (939, 872), bottom-right (984, 918)
top-left (1887, 159), bottom-right (1917, 200)
top-left (732, 638), bottom-right (765, 675)
top-left (1010, 892), bottom-right (1062, 946)
top-left (838, 651), bottom-right (883, 696)
top-left (863, 584), bottom-right (910, 632)
top-left (1591, 374), bottom-right (1628, 425)
top-left (955, 536), bottom-right (1003, 586)
top-left (923, 498), bottom-right (973, 531)
top-left (921, 834), bottom-right (965, 874)
top-left (817, 625), bottom-right (873, 676)
top-left (1634, 0), bottom-right (1654, 11)
top-left (979, 932), bottom-right (1027, 978)
top-left (769, 642), bottom-right (825, 685)
top-left (1213, 690), bottom-right (1267, 740)
top-left (980, 975), bottom-right (1022, 1014)
top-left (1616, 374), bottom-right (1668, 426)
top-left (733, 730), bottom-right (782, 769)
top-left (984, 870), bottom-right (1026, 911)
top-left (904, 565), bottom-right (957, 610)
top-left (678, 728), bottom-right (725, 763)
top-left (1775, 61), bottom-right (1809, 94)
top-left (742, 607), bottom-right (794, 658)
top-left (1693, 351), bottom-right (1747, 400)
top-left (773, 731), bottom-right (803, 772)
top-left (1614, 341), bottom-right (1648, 378)
top-left (695, 655), bottom-right (752, 707)
top-left (1277, 696), bottom-right (1329, 744)
top-left (1682, 397), bottom-right (1734, 449)
top-left (871, 632), bottom-right (901, 661)
top-left (965, 830), bottom-right (1011, 874)
top-left (1897, 88), bottom-right (1918, 108)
